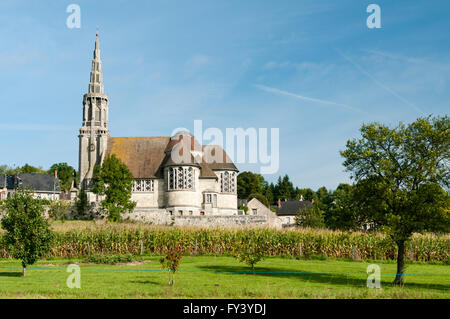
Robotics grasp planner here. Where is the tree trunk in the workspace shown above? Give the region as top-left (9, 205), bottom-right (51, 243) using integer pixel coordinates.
top-left (393, 240), bottom-right (405, 286)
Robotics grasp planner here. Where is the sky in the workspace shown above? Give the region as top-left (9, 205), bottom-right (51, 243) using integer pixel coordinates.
top-left (0, 0), bottom-right (449, 190)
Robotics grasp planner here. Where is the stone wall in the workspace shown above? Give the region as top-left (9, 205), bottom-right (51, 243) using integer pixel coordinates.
top-left (121, 208), bottom-right (281, 228)
top-left (172, 215), bottom-right (279, 228)
top-left (118, 209), bottom-right (281, 228)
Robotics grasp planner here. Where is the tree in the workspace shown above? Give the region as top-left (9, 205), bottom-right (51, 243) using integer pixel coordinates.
top-left (275, 175), bottom-right (295, 200)
top-left (91, 154), bottom-right (136, 221)
top-left (237, 171), bottom-right (264, 199)
top-left (341, 115), bottom-right (450, 285)
top-left (325, 184), bottom-right (364, 231)
top-left (0, 189), bottom-right (55, 276)
top-left (75, 189), bottom-right (89, 219)
top-left (159, 244), bottom-right (184, 286)
top-left (263, 184), bottom-right (274, 205)
top-left (233, 234), bottom-right (266, 272)
top-left (0, 165), bottom-right (11, 174)
top-left (48, 163), bottom-right (75, 192)
top-left (295, 202), bottom-right (325, 228)
top-left (7, 164), bottom-right (47, 174)
top-left (315, 186), bottom-right (334, 220)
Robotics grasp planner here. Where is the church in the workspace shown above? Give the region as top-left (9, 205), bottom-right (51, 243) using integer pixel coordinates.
top-left (78, 32), bottom-right (239, 217)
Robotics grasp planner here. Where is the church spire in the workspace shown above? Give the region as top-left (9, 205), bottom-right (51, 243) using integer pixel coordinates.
top-left (88, 31), bottom-right (104, 94)
top-left (79, 31), bottom-right (110, 190)
top-left (94, 30), bottom-right (100, 59)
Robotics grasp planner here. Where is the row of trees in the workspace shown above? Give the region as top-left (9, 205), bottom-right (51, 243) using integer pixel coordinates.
top-left (238, 172), bottom-right (332, 206)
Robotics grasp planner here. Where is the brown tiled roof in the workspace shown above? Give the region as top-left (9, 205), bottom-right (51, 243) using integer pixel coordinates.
top-left (105, 135), bottom-right (238, 179)
top-left (105, 137), bottom-right (170, 178)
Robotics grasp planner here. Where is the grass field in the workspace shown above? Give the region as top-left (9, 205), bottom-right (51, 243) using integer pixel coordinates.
top-left (0, 255), bottom-right (448, 299)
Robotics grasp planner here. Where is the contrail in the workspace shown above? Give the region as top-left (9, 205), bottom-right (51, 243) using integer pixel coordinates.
top-left (334, 48), bottom-right (424, 115)
top-left (254, 84), bottom-right (365, 114)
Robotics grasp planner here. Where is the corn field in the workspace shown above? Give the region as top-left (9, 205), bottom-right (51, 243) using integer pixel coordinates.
top-left (0, 224), bottom-right (448, 262)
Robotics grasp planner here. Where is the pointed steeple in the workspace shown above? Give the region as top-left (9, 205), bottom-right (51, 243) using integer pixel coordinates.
top-left (88, 31), bottom-right (104, 94)
top-left (79, 31), bottom-right (110, 189)
top-left (94, 30), bottom-right (100, 59)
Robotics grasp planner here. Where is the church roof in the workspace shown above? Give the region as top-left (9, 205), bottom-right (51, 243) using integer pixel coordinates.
top-left (105, 137), bottom-right (170, 179)
top-left (105, 135), bottom-right (238, 179)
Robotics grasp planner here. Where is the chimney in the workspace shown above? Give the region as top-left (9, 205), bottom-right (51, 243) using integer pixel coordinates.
top-left (277, 199), bottom-right (281, 208)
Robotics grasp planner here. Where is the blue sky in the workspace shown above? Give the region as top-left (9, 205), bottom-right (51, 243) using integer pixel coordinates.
top-left (0, 0), bottom-right (449, 190)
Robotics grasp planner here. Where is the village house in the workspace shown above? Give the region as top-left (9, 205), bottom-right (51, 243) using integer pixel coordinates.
top-left (273, 199), bottom-right (313, 226)
top-left (0, 173), bottom-right (61, 200)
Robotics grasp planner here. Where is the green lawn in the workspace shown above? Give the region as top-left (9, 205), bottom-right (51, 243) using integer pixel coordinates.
top-left (0, 256), bottom-right (448, 299)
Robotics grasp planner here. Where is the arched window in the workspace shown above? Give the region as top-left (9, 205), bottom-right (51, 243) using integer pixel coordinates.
top-left (167, 166), bottom-right (194, 190)
top-left (220, 171), bottom-right (236, 193)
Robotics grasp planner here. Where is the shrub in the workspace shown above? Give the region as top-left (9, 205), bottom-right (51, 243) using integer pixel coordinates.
top-left (233, 234), bottom-right (266, 271)
top-left (48, 200), bottom-right (70, 221)
top-left (159, 244), bottom-right (184, 285)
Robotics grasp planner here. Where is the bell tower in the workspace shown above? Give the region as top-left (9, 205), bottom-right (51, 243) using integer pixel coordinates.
top-left (78, 31), bottom-right (110, 189)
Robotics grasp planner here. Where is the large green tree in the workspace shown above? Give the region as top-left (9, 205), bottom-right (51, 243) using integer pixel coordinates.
top-left (275, 175), bottom-right (295, 200)
top-left (48, 163), bottom-right (76, 192)
top-left (341, 115), bottom-right (450, 285)
top-left (295, 202), bottom-right (325, 228)
top-left (0, 189), bottom-right (55, 276)
top-left (91, 155), bottom-right (136, 221)
top-left (237, 171), bottom-right (265, 199)
top-left (324, 184), bottom-right (364, 231)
